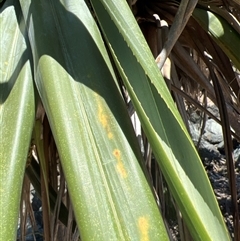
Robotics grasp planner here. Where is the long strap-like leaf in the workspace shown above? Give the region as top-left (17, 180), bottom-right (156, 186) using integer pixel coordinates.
top-left (0, 1), bottom-right (35, 240)
top-left (90, 0), bottom-right (231, 240)
top-left (193, 8), bottom-right (240, 70)
top-left (19, 0), bottom-right (169, 240)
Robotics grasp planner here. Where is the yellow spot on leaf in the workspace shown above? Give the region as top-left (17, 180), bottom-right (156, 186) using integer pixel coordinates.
top-left (116, 161), bottom-right (127, 178)
top-left (113, 149), bottom-right (127, 178)
top-left (96, 94), bottom-right (113, 139)
top-left (98, 104), bottom-right (107, 127)
top-left (138, 216), bottom-right (149, 241)
top-left (113, 149), bottom-right (121, 159)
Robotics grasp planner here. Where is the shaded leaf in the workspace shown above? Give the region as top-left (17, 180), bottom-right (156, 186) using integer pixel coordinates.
top-left (193, 8), bottom-right (240, 70)
top-left (90, 0), bottom-right (231, 240)
top-left (19, 0), bottom-right (169, 240)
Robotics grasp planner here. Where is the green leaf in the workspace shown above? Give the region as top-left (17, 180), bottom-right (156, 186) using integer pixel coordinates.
top-left (0, 1), bottom-right (35, 240)
top-left (90, 0), bottom-right (231, 240)
top-left (193, 8), bottom-right (240, 70)
top-left (19, 0), bottom-right (169, 240)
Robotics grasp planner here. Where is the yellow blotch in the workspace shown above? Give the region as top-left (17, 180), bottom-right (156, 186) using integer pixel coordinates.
top-left (108, 132), bottom-right (113, 139)
top-left (138, 216), bottom-right (149, 241)
top-left (113, 149), bottom-right (127, 178)
top-left (98, 104), bottom-right (107, 128)
top-left (96, 94), bottom-right (113, 139)
top-left (116, 161), bottom-right (127, 179)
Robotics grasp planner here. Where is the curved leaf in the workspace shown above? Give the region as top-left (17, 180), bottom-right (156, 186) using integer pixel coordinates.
top-left (19, 0), bottom-right (169, 240)
top-left (90, 0), bottom-right (231, 240)
top-left (193, 8), bottom-right (240, 70)
top-left (0, 1), bottom-right (35, 240)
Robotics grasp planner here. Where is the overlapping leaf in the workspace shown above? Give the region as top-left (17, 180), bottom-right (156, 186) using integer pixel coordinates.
top-left (90, 0), bottom-right (231, 240)
top-left (193, 8), bottom-right (240, 70)
top-left (19, 0), bottom-right (169, 240)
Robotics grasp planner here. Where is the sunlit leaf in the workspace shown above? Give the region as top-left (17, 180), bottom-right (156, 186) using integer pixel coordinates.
top-left (90, 0), bottom-right (231, 240)
top-left (0, 1), bottom-right (35, 240)
top-left (19, 0), bottom-right (169, 240)
top-left (193, 8), bottom-right (240, 70)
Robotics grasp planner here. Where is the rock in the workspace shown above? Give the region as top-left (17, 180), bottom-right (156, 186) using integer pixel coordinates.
top-left (207, 105), bottom-right (220, 119)
top-left (198, 139), bottom-right (222, 161)
top-left (32, 192), bottom-right (42, 212)
top-left (188, 115), bottom-right (223, 161)
top-left (234, 147), bottom-right (240, 163)
top-left (203, 119), bottom-right (223, 144)
top-left (188, 121), bottom-right (200, 145)
top-left (189, 111), bottom-right (202, 125)
top-left (17, 192), bottom-right (43, 241)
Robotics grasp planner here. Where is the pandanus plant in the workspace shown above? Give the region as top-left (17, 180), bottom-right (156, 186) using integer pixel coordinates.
top-left (1, 0), bottom-right (240, 240)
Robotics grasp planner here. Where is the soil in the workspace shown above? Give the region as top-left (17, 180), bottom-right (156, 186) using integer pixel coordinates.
top-left (205, 156), bottom-right (239, 240)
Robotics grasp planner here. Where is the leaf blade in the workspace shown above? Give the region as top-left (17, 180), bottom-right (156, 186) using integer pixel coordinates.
top-left (193, 8), bottom-right (240, 70)
top-left (19, 0), bottom-right (169, 240)
top-left (90, 0), bottom-right (231, 240)
top-left (0, 1), bottom-right (35, 240)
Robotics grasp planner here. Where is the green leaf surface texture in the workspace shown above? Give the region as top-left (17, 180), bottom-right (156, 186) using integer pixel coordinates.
top-left (19, 0), bottom-right (169, 240)
top-left (0, 1), bottom-right (35, 240)
top-left (193, 8), bottom-right (240, 70)
top-left (90, 0), bottom-right (231, 240)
